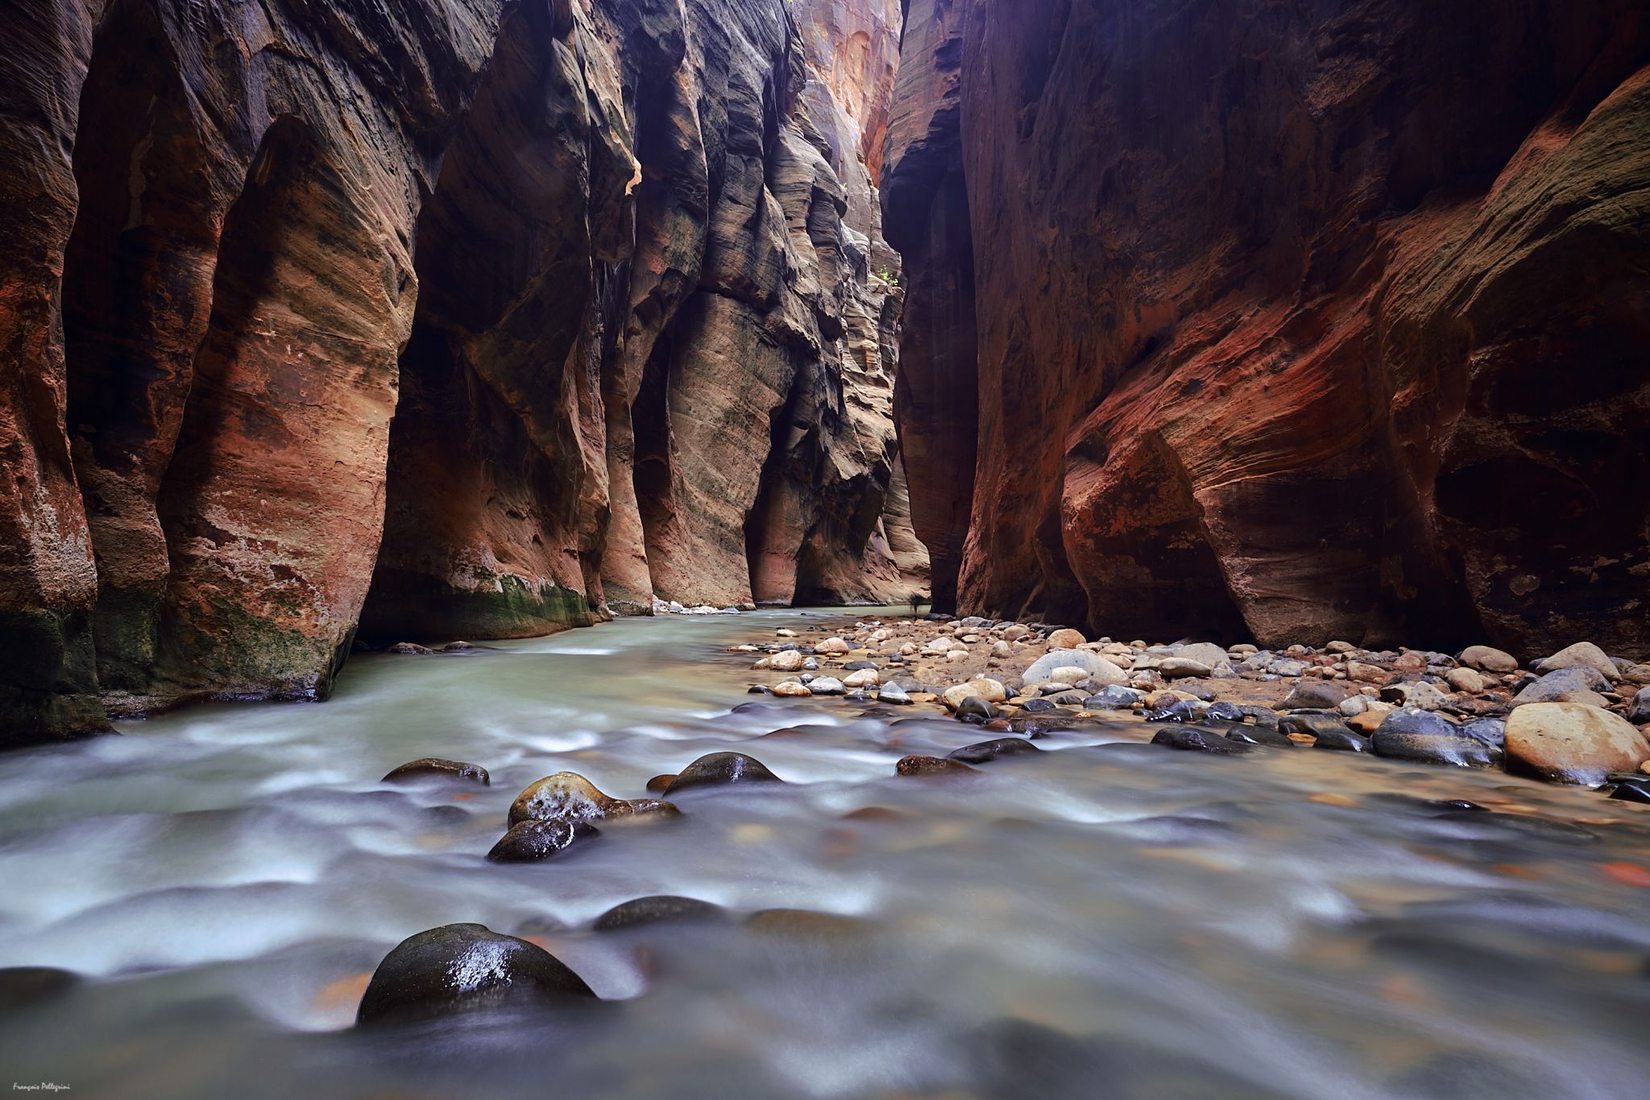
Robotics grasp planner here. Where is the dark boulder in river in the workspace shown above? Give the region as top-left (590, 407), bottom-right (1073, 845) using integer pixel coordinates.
top-left (382, 758), bottom-right (490, 786)
top-left (663, 753), bottom-right (785, 795)
top-left (487, 818), bottom-right (599, 863)
top-left (356, 923), bottom-right (595, 1026)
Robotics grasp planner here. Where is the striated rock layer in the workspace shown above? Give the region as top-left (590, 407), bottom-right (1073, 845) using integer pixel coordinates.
top-left (884, 0), bottom-right (1650, 655)
top-left (0, 0), bottom-right (925, 745)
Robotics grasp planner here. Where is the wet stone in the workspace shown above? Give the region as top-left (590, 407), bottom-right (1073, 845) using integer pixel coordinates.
top-left (1145, 699), bottom-right (1202, 723)
top-left (1459, 717), bottom-right (1507, 748)
top-left (1224, 725), bottom-right (1298, 749)
top-left (1310, 727), bottom-right (1371, 753)
top-left (1608, 775), bottom-right (1650, 805)
top-left (355, 923), bottom-right (595, 1026)
top-left (1279, 713), bottom-right (1355, 740)
top-left (0, 967), bottom-right (79, 1014)
top-left (947, 738), bottom-right (1041, 765)
top-left (955, 697), bottom-right (999, 722)
top-left (593, 895), bottom-right (728, 932)
top-left (510, 772), bottom-right (677, 827)
top-left (487, 818), bottom-right (599, 863)
top-left (1372, 707), bottom-right (1458, 738)
top-left (1373, 731), bottom-right (1499, 769)
top-left (1084, 685), bottom-right (1144, 710)
top-left (663, 752), bottom-right (784, 795)
top-left (1151, 727), bottom-right (1253, 755)
top-left (382, 758), bottom-right (490, 786)
top-left (896, 754), bottom-right (978, 777)
top-left (421, 804), bottom-right (471, 827)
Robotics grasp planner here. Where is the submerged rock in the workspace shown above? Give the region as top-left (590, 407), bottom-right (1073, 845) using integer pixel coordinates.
top-left (895, 754), bottom-right (978, 776)
top-left (356, 924), bottom-right (594, 1026)
top-left (487, 818), bottom-right (598, 863)
top-left (0, 967), bottom-right (79, 1013)
top-left (381, 758), bottom-right (490, 786)
top-left (593, 896), bottom-right (729, 932)
top-left (663, 753), bottom-right (784, 795)
top-left (947, 738), bottom-right (1040, 764)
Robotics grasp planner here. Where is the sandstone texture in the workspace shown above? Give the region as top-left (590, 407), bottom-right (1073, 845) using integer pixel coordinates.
top-left (884, 0), bottom-right (1650, 656)
top-left (0, 0), bottom-right (925, 744)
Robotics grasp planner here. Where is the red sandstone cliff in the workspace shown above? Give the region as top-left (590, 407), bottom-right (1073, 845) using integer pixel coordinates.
top-left (885, 0), bottom-right (1650, 655)
top-left (0, 0), bottom-right (925, 745)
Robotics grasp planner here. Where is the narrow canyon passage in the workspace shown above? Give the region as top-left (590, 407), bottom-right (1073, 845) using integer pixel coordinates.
top-left (1, 1), bottom-right (1649, 1097)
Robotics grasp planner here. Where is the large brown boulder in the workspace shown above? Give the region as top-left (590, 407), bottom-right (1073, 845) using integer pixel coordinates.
top-left (1505, 702), bottom-right (1650, 786)
top-left (884, 0), bottom-right (1650, 656)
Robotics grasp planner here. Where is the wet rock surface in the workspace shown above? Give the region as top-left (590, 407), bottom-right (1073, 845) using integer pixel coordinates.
top-left (592, 896), bottom-right (730, 932)
top-left (486, 819), bottom-right (599, 864)
top-left (382, 758), bottom-right (491, 786)
top-left (509, 773), bottom-right (678, 827)
top-left (663, 753), bottom-right (785, 796)
top-left (356, 923), bottom-right (595, 1026)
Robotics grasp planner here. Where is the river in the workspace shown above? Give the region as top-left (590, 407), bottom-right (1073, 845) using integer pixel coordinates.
top-left (2, 608), bottom-right (1648, 1098)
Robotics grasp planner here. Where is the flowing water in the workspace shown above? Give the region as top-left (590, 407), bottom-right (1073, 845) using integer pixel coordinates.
top-left (2, 608), bottom-right (1649, 1099)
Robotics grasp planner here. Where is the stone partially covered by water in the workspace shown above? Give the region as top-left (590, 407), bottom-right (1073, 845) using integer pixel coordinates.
top-left (355, 924), bottom-right (595, 1026)
top-left (381, 757), bottom-right (491, 786)
top-left (509, 772), bottom-right (678, 827)
top-left (663, 753), bottom-right (785, 796)
top-left (592, 896), bottom-right (729, 932)
top-left (486, 818), bottom-right (599, 863)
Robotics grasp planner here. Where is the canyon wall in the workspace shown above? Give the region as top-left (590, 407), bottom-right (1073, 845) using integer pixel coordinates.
top-left (885, 0), bottom-right (1650, 655)
top-left (0, 0), bottom-right (924, 746)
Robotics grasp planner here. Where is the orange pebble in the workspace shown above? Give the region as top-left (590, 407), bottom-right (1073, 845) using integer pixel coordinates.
top-left (314, 972), bottom-right (373, 1016)
top-left (1602, 862), bottom-right (1650, 888)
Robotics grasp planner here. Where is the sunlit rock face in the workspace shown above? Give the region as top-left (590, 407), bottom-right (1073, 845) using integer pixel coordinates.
top-left (884, 0), bottom-right (1650, 653)
top-left (0, 0), bottom-right (925, 743)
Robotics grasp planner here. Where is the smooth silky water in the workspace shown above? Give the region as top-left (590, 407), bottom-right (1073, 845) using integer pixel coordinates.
top-left (2, 608), bottom-right (1649, 1099)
